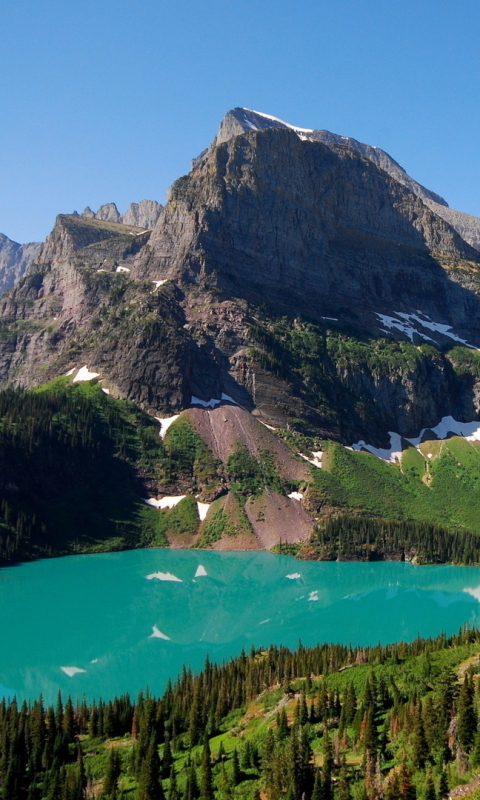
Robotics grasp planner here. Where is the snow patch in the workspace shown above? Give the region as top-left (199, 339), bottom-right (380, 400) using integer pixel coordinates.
top-left (197, 502), bottom-right (210, 521)
top-left (61, 667), bottom-right (86, 677)
top-left (259, 421), bottom-right (276, 431)
top-left (288, 491), bottom-right (303, 502)
top-left (191, 396), bottom-right (221, 408)
top-left (351, 416), bottom-right (480, 463)
top-left (151, 279), bottom-right (167, 291)
top-left (146, 571), bottom-right (183, 582)
top-left (155, 415), bottom-right (180, 439)
top-left (195, 565), bottom-right (208, 577)
top-left (150, 625), bottom-right (171, 640)
top-left (221, 392), bottom-right (241, 406)
top-left (143, 495), bottom-right (186, 510)
top-left (286, 572), bottom-right (302, 580)
top-left (375, 311), bottom-right (479, 350)
top-left (65, 368), bottom-right (75, 376)
top-left (241, 108), bottom-right (314, 135)
top-left (102, 388), bottom-right (110, 395)
top-left (73, 366), bottom-right (100, 382)
top-left (116, 266), bottom-right (130, 273)
top-left (321, 316), bottom-right (338, 322)
top-left (299, 451), bottom-right (323, 468)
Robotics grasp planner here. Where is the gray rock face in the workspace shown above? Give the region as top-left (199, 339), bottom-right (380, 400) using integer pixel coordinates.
top-left (122, 200), bottom-right (163, 229)
top-left (81, 200), bottom-right (163, 230)
top-left (204, 108), bottom-right (480, 252)
top-left (206, 108), bottom-right (449, 207)
top-left (0, 234), bottom-right (42, 296)
top-left (147, 126), bottom-right (479, 332)
top-left (424, 202), bottom-right (480, 252)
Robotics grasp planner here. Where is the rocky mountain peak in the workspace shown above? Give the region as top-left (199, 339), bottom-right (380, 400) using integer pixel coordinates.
top-left (81, 200), bottom-right (163, 230)
top-left (200, 108), bottom-right (480, 253)
top-left (0, 233), bottom-right (42, 297)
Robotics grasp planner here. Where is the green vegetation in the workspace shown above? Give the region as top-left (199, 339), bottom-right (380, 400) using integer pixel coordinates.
top-left (4, 627), bottom-right (480, 799)
top-left (248, 315), bottom-right (480, 444)
top-left (0, 382), bottom-right (212, 563)
top-left (226, 444), bottom-right (290, 497)
top-left (308, 515), bottom-right (480, 564)
top-left (165, 418), bottom-right (220, 490)
top-left (304, 439), bottom-right (480, 546)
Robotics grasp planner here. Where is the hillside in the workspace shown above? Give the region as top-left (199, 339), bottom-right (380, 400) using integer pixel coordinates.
top-left (3, 374), bottom-right (480, 564)
top-left (3, 628), bottom-right (480, 800)
top-left (2, 109), bottom-right (480, 560)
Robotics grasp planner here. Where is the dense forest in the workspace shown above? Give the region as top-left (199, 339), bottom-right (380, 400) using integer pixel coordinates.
top-left (3, 628), bottom-right (480, 799)
top-left (306, 516), bottom-right (480, 565)
top-left (0, 380), bottom-right (219, 563)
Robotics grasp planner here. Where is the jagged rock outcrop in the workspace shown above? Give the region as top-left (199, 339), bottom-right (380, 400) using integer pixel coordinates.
top-left (206, 108), bottom-right (480, 252)
top-left (145, 124), bottom-right (479, 332)
top-left (81, 200), bottom-right (163, 230)
top-left (123, 200), bottom-right (163, 229)
top-left (424, 202), bottom-right (480, 252)
top-left (0, 234), bottom-right (42, 296)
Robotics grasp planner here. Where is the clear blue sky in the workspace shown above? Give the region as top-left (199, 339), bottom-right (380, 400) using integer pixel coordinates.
top-left (1, 0), bottom-right (479, 243)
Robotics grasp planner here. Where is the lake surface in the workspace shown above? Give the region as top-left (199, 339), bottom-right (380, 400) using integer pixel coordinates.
top-left (2, 549), bottom-right (480, 704)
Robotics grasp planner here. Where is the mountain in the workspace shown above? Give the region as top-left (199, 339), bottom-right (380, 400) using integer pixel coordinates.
top-left (0, 233), bottom-right (42, 295)
top-left (81, 199), bottom-right (163, 229)
top-left (2, 108), bottom-right (480, 559)
top-left (207, 108), bottom-right (480, 251)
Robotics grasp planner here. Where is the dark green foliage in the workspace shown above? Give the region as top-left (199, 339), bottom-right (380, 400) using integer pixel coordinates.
top-left (310, 515), bottom-right (480, 565)
top-left (0, 382), bottom-right (171, 562)
top-left (456, 673), bottom-right (477, 750)
top-left (137, 736), bottom-right (164, 800)
top-left (226, 444), bottom-right (288, 496)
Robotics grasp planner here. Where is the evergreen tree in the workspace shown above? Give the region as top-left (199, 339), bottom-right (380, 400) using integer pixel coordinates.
top-left (424, 771), bottom-right (436, 800)
top-left (103, 748), bottom-right (121, 797)
top-left (137, 736), bottom-right (164, 800)
top-left (200, 738), bottom-right (214, 800)
top-left (411, 707), bottom-right (430, 769)
top-left (231, 748), bottom-right (240, 786)
top-left (457, 675), bottom-right (477, 751)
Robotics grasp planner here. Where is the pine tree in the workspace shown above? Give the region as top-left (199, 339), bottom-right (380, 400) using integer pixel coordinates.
top-left (103, 748), bottom-right (121, 797)
top-left (168, 767), bottom-right (179, 800)
top-left (425, 771), bottom-right (436, 800)
top-left (311, 768), bottom-right (323, 800)
top-left (457, 675), bottom-right (477, 751)
top-left (338, 756), bottom-right (351, 800)
top-left (137, 736), bottom-right (164, 800)
top-left (438, 769), bottom-right (449, 800)
top-left (200, 738), bottom-right (214, 800)
top-left (411, 707), bottom-right (429, 769)
top-left (231, 748), bottom-right (240, 786)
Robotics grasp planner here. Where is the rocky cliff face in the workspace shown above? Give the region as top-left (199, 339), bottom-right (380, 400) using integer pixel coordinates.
top-left (1, 112), bottom-right (480, 449)
top-left (0, 234), bottom-right (42, 296)
top-left (81, 200), bottom-right (163, 229)
top-left (207, 108), bottom-right (480, 252)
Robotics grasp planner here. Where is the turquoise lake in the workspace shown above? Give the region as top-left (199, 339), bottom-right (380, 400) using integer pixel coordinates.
top-left (2, 549), bottom-right (480, 704)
